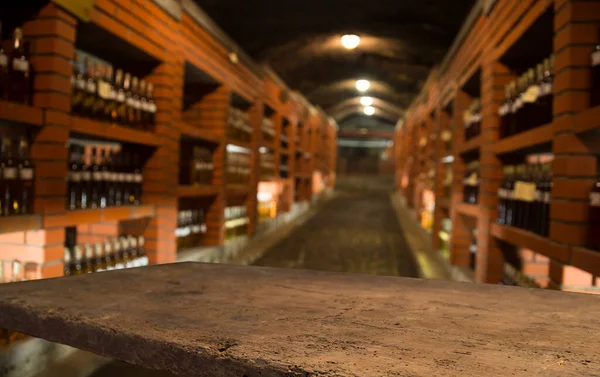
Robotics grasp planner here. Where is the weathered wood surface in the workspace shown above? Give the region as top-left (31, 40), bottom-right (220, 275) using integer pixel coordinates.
top-left (0, 263), bottom-right (598, 376)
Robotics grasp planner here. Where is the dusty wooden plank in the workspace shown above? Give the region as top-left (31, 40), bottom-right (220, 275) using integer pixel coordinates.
top-left (0, 263), bottom-right (598, 376)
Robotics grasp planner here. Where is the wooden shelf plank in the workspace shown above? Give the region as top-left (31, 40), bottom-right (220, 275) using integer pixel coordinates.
top-left (0, 100), bottom-right (43, 127)
top-left (177, 185), bottom-right (220, 198)
top-left (177, 121), bottom-right (221, 144)
top-left (70, 116), bottom-right (161, 147)
top-left (227, 139), bottom-right (253, 150)
top-left (455, 202), bottom-right (479, 218)
top-left (493, 122), bottom-right (554, 154)
top-left (575, 105), bottom-right (600, 134)
top-left (458, 135), bottom-right (482, 154)
top-left (46, 205), bottom-right (155, 228)
top-left (490, 223), bottom-right (569, 262)
top-left (0, 215), bottom-right (42, 234)
top-left (571, 246), bottom-right (600, 277)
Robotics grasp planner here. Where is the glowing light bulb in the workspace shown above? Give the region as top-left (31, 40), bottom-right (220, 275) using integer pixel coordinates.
top-left (356, 79), bottom-right (370, 92)
top-left (341, 34), bottom-right (360, 49)
top-left (364, 106), bottom-right (375, 116)
top-left (360, 97), bottom-right (373, 106)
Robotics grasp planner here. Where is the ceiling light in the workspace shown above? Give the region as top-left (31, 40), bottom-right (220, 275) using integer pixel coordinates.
top-left (360, 96), bottom-right (373, 106)
top-left (356, 79), bottom-right (370, 92)
top-left (364, 106), bottom-right (375, 116)
top-left (341, 34), bottom-right (360, 49)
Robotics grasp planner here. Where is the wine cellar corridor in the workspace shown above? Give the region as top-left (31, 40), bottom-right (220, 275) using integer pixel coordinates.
top-left (0, 0), bottom-right (599, 376)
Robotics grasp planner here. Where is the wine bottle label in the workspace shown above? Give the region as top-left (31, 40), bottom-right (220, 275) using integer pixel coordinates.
top-left (97, 81), bottom-right (111, 99)
top-left (534, 190), bottom-right (542, 201)
top-left (148, 102), bottom-right (157, 113)
top-left (506, 189), bottom-right (514, 200)
top-left (76, 78), bottom-right (85, 90)
top-left (497, 188), bottom-right (506, 199)
top-left (92, 171), bottom-right (102, 181)
top-left (109, 172), bottom-right (117, 181)
top-left (3, 167), bottom-right (17, 180)
top-left (134, 173), bottom-right (143, 183)
top-left (541, 83), bottom-right (553, 96)
top-left (86, 81), bottom-right (96, 93)
top-left (102, 171), bottom-right (111, 180)
top-left (140, 256), bottom-right (148, 266)
top-left (514, 181), bottom-right (536, 202)
top-left (116, 92), bottom-right (125, 102)
top-left (592, 51), bottom-right (600, 67)
top-left (115, 262), bottom-right (125, 270)
top-left (81, 171), bottom-right (91, 181)
top-left (590, 192), bottom-right (600, 206)
top-left (69, 171), bottom-right (81, 182)
top-left (498, 104), bottom-right (507, 116)
top-left (126, 97), bottom-right (135, 107)
top-left (125, 174), bottom-right (134, 182)
top-left (133, 99), bottom-right (142, 109)
top-left (523, 85), bottom-right (540, 103)
top-left (109, 88), bottom-right (116, 100)
top-left (0, 53), bottom-right (7, 67)
top-left (512, 99), bottom-right (522, 112)
top-left (20, 168), bottom-right (34, 180)
top-left (201, 224), bottom-right (207, 233)
top-left (12, 58), bottom-right (29, 72)
top-left (543, 192), bottom-right (551, 204)
top-left (117, 173), bottom-right (126, 182)
top-left (191, 225), bottom-right (201, 233)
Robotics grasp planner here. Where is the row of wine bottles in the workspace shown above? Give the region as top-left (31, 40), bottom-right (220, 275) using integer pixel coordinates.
top-left (0, 24), bottom-right (30, 105)
top-left (71, 50), bottom-right (156, 130)
top-left (462, 161), bottom-right (479, 204)
top-left (0, 135), bottom-right (34, 216)
top-left (64, 235), bottom-right (148, 276)
top-left (179, 143), bottom-right (213, 186)
top-left (498, 56), bottom-right (554, 139)
top-left (227, 151), bottom-right (252, 185)
top-left (228, 108), bottom-right (252, 142)
top-left (176, 209), bottom-right (207, 252)
top-left (497, 163), bottom-right (552, 237)
top-left (67, 144), bottom-right (143, 210)
top-left (262, 118), bottom-right (276, 143)
top-left (463, 99), bottom-right (481, 141)
top-left (225, 205), bottom-right (248, 240)
top-left (260, 152), bottom-right (275, 179)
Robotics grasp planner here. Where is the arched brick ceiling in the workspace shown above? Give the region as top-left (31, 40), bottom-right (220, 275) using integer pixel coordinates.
top-left (194, 0), bottom-right (475, 128)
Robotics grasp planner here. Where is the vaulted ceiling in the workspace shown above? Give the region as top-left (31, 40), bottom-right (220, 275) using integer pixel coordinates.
top-left (194, 0), bottom-right (475, 130)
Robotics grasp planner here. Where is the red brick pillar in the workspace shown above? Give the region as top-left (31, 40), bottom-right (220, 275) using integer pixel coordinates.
top-left (548, 0), bottom-right (600, 288)
top-left (476, 59), bottom-right (512, 284)
top-left (20, 4), bottom-right (77, 278)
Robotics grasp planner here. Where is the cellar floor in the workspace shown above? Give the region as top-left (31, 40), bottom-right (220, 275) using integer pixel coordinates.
top-left (253, 191), bottom-right (420, 278)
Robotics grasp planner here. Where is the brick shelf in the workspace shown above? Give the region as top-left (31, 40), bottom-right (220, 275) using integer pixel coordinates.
top-left (177, 121), bottom-right (221, 144)
top-left (455, 202), bottom-right (479, 218)
top-left (574, 105), bottom-right (600, 135)
top-left (493, 122), bottom-right (554, 155)
top-left (177, 185), bottom-right (220, 198)
top-left (70, 116), bottom-right (161, 147)
top-left (490, 224), bottom-right (568, 262)
top-left (571, 246), bottom-right (600, 277)
top-left (458, 135), bottom-right (482, 155)
top-left (44, 205), bottom-right (155, 228)
top-left (0, 215), bottom-right (42, 235)
top-left (0, 100), bottom-right (43, 127)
